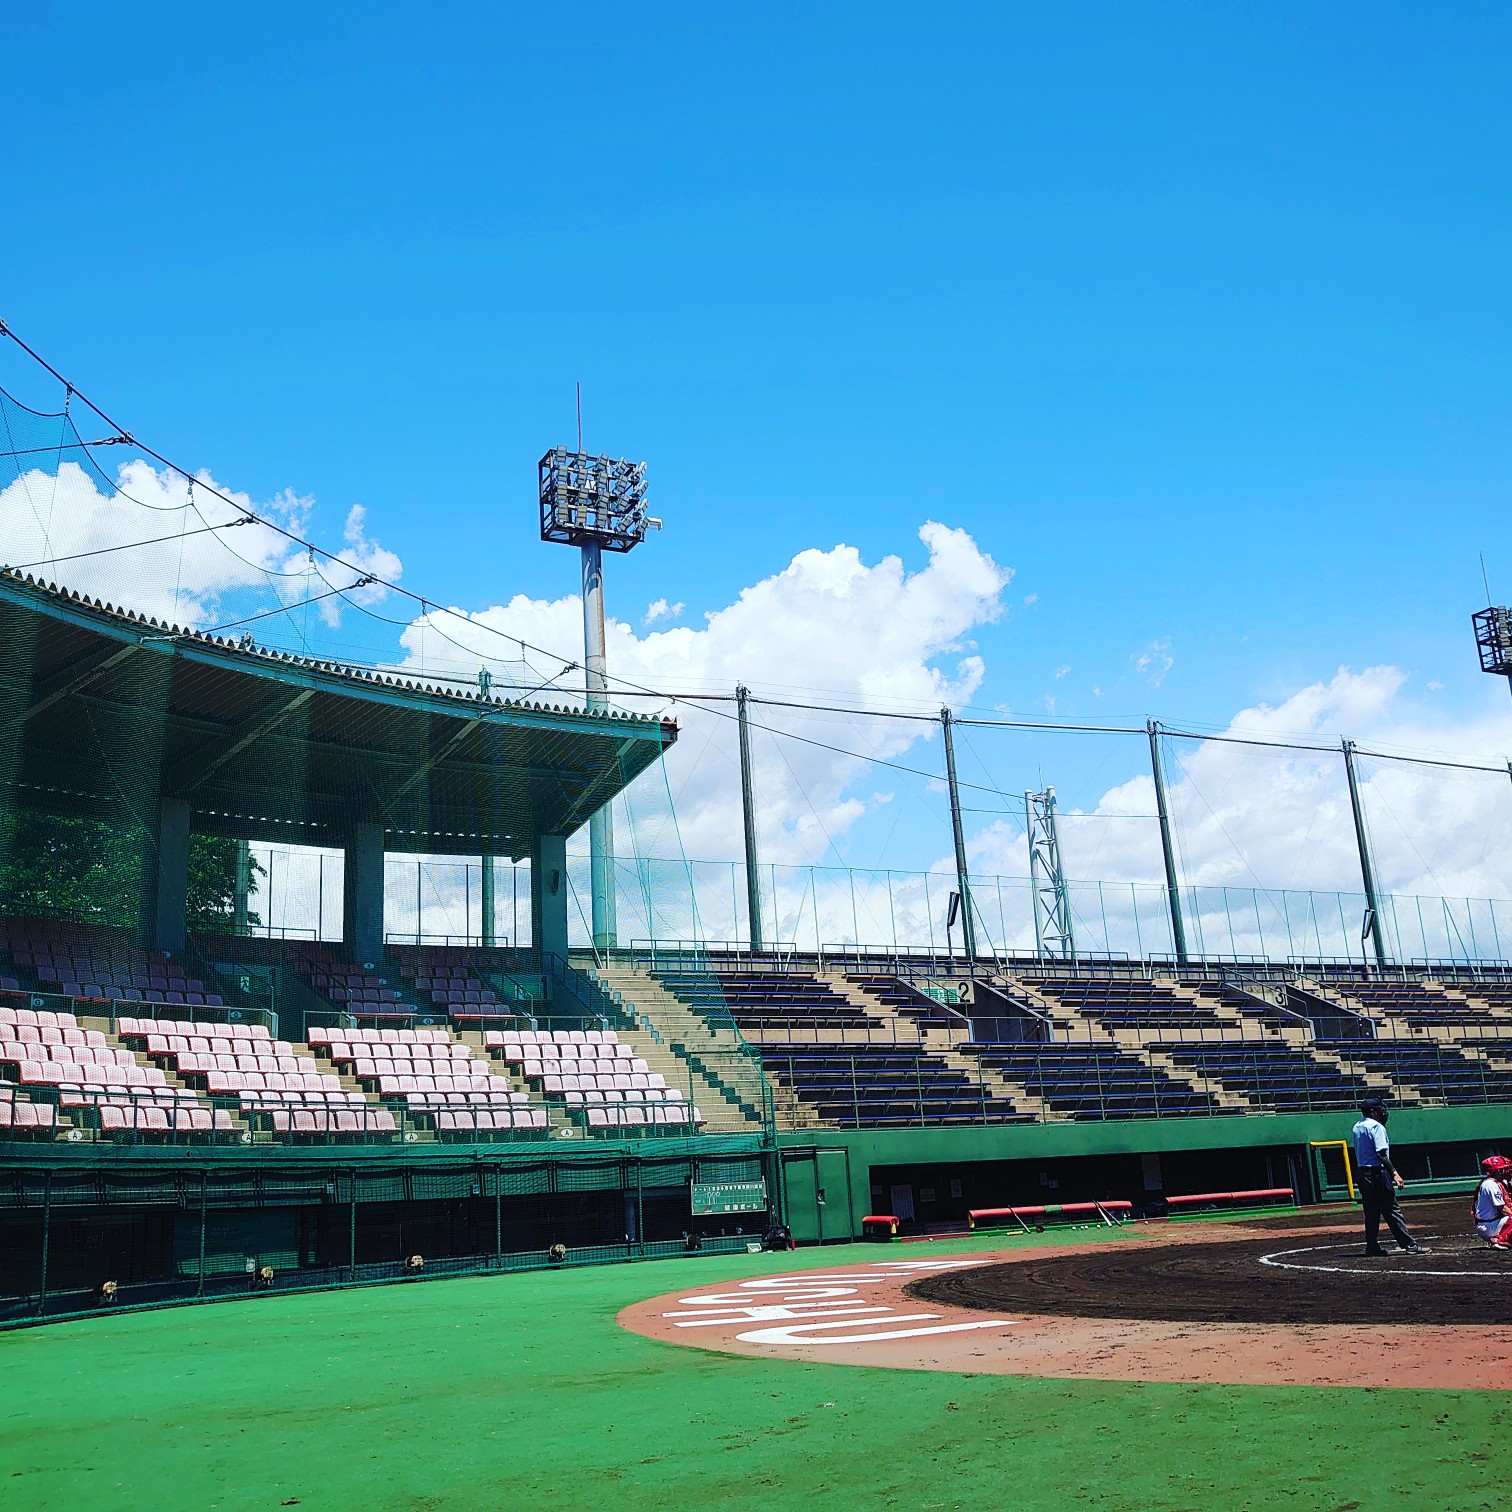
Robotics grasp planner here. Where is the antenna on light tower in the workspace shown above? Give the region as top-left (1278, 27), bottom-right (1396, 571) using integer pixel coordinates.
top-left (1025, 787), bottom-right (1076, 961)
top-left (538, 439), bottom-right (661, 954)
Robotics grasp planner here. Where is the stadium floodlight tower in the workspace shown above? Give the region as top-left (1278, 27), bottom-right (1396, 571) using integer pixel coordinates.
top-left (539, 447), bottom-right (659, 953)
top-left (1472, 606), bottom-right (1512, 708)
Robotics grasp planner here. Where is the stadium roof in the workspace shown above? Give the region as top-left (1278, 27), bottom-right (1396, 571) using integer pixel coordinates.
top-left (0, 570), bottom-right (676, 858)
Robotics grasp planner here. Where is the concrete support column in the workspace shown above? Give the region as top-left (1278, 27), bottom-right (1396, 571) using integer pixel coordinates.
top-left (342, 822), bottom-right (386, 966)
top-left (531, 833), bottom-right (568, 965)
top-left (149, 796), bottom-right (191, 954)
top-left (480, 854), bottom-right (496, 947)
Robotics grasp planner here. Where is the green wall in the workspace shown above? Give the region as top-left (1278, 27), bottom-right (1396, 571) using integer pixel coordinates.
top-left (777, 1103), bottom-right (1512, 1241)
top-left (9, 1103), bottom-right (1512, 1255)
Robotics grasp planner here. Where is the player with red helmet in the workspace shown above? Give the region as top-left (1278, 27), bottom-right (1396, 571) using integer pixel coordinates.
top-left (1474, 1155), bottom-right (1512, 1248)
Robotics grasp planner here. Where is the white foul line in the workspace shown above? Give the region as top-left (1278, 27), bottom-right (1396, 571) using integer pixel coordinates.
top-left (1259, 1242), bottom-right (1512, 1280)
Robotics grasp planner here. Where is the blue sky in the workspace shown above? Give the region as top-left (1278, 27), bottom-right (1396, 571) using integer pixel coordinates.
top-left (4, 2), bottom-right (1511, 933)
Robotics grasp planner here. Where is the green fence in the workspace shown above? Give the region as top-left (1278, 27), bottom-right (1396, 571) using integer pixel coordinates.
top-left (231, 845), bottom-right (1512, 970)
top-left (0, 1147), bottom-right (778, 1326)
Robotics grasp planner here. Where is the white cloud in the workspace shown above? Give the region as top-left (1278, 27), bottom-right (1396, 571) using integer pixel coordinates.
top-left (333, 504), bottom-right (402, 616)
top-left (394, 521), bottom-right (1013, 870)
top-left (1053, 664), bottom-right (1070, 679)
top-left (1023, 592), bottom-right (1039, 606)
top-left (24, 445), bottom-right (1502, 961)
top-left (961, 667), bottom-right (1512, 959)
top-left (1134, 637), bottom-right (1174, 687)
top-left (0, 458), bottom-right (400, 631)
top-left (643, 597), bottom-right (685, 627)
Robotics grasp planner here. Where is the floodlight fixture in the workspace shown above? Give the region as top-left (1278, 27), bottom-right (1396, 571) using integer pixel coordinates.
top-left (1472, 606), bottom-right (1512, 689)
top-left (539, 449), bottom-right (656, 554)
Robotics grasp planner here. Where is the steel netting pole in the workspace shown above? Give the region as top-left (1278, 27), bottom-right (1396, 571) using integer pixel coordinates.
top-left (941, 709), bottom-right (977, 961)
top-left (1342, 740), bottom-right (1388, 969)
top-left (1147, 720), bottom-right (1188, 964)
top-left (197, 1170), bottom-right (208, 1299)
top-left (37, 1171), bottom-right (52, 1319)
top-left (737, 685), bottom-right (763, 952)
top-left (348, 1169), bottom-right (358, 1283)
top-left (635, 1157), bottom-right (644, 1255)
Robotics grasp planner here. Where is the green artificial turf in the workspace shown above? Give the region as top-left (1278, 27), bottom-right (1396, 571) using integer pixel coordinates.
top-left (3, 1232), bottom-right (1508, 1512)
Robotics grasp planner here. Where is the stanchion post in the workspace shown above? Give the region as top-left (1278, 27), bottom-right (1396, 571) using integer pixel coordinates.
top-left (37, 1171), bottom-right (52, 1319)
top-left (494, 1166), bottom-right (503, 1264)
top-left (197, 1170), bottom-right (209, 1299)
top-left (634, 1157), bottom-right (645, 1256)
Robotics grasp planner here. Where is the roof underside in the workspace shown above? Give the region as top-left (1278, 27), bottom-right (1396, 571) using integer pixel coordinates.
top-left (0, 574), bottom-right (675, 858)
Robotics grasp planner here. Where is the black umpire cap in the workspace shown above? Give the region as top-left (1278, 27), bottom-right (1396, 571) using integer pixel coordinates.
top-left (1360, 1095), bottom-right (1389, 1119)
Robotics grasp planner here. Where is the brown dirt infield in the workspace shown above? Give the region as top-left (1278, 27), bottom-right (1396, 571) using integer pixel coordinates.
top-left (618, 1198), bottom-right (1512, 1389)
top-left (907, 1197), bottom-right (1505, 1326)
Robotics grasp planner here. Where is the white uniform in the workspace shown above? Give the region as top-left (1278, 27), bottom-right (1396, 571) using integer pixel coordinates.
top-left (1474, 1177), bottom-right (1511, 1244)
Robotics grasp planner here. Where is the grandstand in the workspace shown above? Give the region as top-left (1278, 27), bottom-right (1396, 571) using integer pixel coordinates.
top-left (2, 516), bottom-right (1511, 1323)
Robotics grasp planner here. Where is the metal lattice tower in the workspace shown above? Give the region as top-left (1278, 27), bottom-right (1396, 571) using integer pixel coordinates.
top-left (1025, 787), bottom-right (1076, 961)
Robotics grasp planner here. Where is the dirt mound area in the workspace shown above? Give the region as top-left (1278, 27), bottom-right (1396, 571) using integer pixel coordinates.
top-left (908, 1200), bottom-right (1508, 1326)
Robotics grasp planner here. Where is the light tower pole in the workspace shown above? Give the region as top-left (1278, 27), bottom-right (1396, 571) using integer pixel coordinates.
top-left (539, 448), bottom-right (658, 955)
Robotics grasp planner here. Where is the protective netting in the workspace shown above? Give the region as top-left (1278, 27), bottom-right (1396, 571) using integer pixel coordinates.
top-left (0, 361), bottom-right (576, 702)
top-left (3, 337), bottom-right (1511, 967)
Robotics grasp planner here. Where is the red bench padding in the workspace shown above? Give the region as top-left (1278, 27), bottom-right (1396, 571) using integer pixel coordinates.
top-left (968, 1201), bottom-right (1133, 1230)
top-left (1164, 1188), bottom-right (1294, 1209)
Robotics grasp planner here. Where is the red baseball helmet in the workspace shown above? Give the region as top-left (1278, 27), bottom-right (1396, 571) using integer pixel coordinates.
top-left (1481, 1156), bottom-right (1512, 1177)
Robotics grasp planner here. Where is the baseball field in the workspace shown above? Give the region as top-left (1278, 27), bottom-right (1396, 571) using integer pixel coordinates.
top-left (3, 1202), bottom-right (1507, 1511)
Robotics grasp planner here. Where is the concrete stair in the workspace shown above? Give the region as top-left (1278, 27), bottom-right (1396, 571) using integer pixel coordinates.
top-left (1305, 977), bottom-right (1512, 1038)
top-left (1424, 981), bottom-right (1512, 1028)
top-left (996, 975), bottom-right (1122, 1044)
top-left (1302, 1041), bottom-right (1426, 1106)
top-left (1138, 1047), bottom-right (1256, 1111)
top-left (96, 1017), bottom-right (255, 1137)
top-left (588, 964), bottom-right (769, 1132)
top-left (995, 976), bottom-right (1253, 1111)
top-left (1203, 980), bottom-right (1316, 1046)
top-left (1157, 978), bottom-right (1275, 1041)
top-left (819, 972), bottom-right (1055, 1119)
